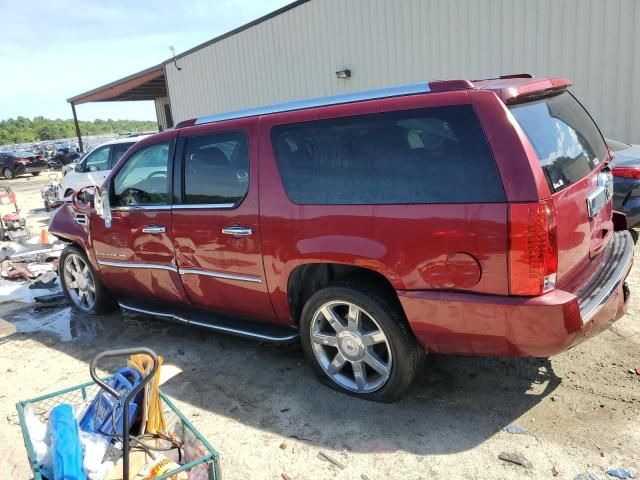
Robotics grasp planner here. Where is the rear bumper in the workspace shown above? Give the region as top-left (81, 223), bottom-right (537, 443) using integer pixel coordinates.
top-left (15, 164), bottom-right (47, 174)
top-left (398, 230), bottom-right (634, 357)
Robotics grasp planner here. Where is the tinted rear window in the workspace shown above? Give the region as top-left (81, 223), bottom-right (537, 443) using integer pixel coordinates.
top-left (509, 91), bottom-right (608, 192)
top-left (271, 106), bottom-right (505, 205)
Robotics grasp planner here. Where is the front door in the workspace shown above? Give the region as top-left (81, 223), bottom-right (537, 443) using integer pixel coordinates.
top-left (171, 121), bottom-right (276, 321)
top-left (91, 136), bottom-right (188, 304)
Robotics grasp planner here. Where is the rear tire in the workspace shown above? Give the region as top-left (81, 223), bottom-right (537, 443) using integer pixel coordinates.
top-left (59, 245), bottom-right (117, 314)
top-left (299, 279), bottom-right (424, 402)
top-left (3, 168), bottom-right (14, 179)
top-left (32, 171), bottom-right (41, 176)
top-left (64, 188), bottom-right (75, 198)
top-left (630, 228), bottom-right (638, 244)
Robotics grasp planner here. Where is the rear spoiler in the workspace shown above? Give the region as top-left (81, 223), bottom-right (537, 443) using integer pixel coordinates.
top-left (503, 78), bottom-right (572, 104)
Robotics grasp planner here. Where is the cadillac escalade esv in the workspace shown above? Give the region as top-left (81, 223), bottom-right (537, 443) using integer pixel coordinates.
top-left (49, 75), bottom-right (633, 402)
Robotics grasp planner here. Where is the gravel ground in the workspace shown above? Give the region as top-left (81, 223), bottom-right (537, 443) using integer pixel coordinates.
top-left (0, 173), bottom-right (638, 479)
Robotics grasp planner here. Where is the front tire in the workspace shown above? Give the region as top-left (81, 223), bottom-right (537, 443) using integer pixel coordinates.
top-left (300, 279), bottom-right (424, 402)
top-left (59, 245), bottom-right (117, 314)
top-left (32, 171), bottom-right (41, 176)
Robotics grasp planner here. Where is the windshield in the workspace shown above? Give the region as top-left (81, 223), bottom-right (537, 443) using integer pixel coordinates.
top-left (509, 91), bottom-right (608, 192)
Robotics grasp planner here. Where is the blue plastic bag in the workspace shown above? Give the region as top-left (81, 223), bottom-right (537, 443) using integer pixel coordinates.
top-left (50, 404), bottom-right (86, 480)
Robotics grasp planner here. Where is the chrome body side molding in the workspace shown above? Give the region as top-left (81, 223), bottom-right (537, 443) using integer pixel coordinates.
top-left (97, 259), bottom-right (178, 272)
top-left (179, 267), bottom-right (261, 283)
top-left (96, 260), bottom-right (262, 283)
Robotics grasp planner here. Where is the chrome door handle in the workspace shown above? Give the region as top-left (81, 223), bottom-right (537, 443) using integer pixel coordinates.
top-left (142, 225), bottom-right (166, 234)
top-left (222, 226), bottom-right (252, 236)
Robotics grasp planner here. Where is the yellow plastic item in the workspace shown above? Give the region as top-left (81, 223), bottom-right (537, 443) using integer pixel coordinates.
top-left (106, 453), bottom-right (187, 480)
top-left (128, 354), bottom-right (165, 434)
top-left (138, 455), bottom-right (188, 480)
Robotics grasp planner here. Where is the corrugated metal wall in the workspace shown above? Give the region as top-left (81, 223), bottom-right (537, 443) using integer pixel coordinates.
top-left (154, 96), bottom-right (171, 131)
top-left (166, 0), bottom-right (640, 142)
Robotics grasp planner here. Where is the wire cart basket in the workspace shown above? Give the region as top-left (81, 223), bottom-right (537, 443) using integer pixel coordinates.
top-left (16, 348), bottom-right (221, 480)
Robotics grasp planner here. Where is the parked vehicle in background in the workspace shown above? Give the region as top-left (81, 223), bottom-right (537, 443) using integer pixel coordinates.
top-left (0, 151), bottom-right (48, 179)
top-left (51, 146), bottom-right (80, 168)
top-left (608, 138), bottom-right (640, 242)
top-left (61, 154), bottom-right (87, 177)
top-left (58, 136), bottom-right (146, 199)
top-left (50, 75), bottom-right (633, 402)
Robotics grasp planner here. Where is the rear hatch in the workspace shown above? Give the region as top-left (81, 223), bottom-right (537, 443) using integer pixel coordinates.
top-left (509, 90), bottom-right (613, 287)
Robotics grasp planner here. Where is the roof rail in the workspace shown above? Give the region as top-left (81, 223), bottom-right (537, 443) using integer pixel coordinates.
top-left (194, 82), bottom-right (431, 125)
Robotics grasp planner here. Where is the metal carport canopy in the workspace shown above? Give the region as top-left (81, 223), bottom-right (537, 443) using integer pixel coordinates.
top-left (67, 64), bottom-right (167, 151)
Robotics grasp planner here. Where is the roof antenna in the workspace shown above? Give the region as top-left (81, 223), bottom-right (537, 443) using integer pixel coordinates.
top-left (169, 45), bottom-right (182, 71)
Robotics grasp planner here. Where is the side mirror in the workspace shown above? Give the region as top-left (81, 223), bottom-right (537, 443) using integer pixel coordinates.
top-left (74, 163), bottom-right (83, 173)
top-left (94, 188), bottom-right (112, 228)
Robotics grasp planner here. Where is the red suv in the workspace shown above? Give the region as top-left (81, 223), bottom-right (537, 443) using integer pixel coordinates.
top-left (50, 75), bottom-right (633, 402)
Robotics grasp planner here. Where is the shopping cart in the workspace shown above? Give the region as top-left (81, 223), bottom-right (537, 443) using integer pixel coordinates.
top-left (16, 348), bottom-right (221, 480)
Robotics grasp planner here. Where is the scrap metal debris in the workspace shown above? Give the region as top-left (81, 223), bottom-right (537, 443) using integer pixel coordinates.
top-left (498, 451), bottom-right (532, 469)
top-left (317, 451), bottom-right (346, 470)
top-left (0, 240), bottom-right (64, 305)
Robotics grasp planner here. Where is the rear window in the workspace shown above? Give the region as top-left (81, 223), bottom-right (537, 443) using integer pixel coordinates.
top-left (271, 106), bottom-right (505, 205)
top-left (509, 91), bottom-right (608, 192)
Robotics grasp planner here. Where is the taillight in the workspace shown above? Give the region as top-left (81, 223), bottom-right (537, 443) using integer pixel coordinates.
top-left (612, 167), bottom-right (640, 180)
top-left (509, 199), bottom-right (558, 295)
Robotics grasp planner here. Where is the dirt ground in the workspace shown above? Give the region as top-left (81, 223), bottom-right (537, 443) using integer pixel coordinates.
top-left (0, 172), bottom-right (638, 479)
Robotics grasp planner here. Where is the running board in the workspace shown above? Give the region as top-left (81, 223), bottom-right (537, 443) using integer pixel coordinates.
top-left (118, 300), bottom-right (300, 344)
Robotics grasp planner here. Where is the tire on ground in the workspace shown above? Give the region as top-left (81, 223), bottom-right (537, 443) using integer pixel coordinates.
top-left (299, 278), bottom-right (424, 402)
top-left (59, 244), bottom-right (118, 314)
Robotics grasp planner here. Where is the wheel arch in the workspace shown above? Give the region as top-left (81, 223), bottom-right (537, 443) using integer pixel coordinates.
top-left (287, 262), bottom-right (404, 325)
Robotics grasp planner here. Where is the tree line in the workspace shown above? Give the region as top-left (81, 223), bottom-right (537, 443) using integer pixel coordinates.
top-left (0, 117), bottom-right (158, 145)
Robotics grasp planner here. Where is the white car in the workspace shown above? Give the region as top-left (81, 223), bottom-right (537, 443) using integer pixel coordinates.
top-left (59, 135), bottom-right (149, 198)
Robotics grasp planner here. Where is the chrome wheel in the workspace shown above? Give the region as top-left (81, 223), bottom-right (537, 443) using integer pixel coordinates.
top-left (310, 300), bottom-right (392, 393)
top-left (63, 253), bottom-right (96, 312)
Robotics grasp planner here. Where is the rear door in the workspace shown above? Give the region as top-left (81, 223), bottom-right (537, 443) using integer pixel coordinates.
top-left (171, 119), bottom-right (276, 322)
top-left (91, 135), bottom-right (188, 304)
top-left (509, 91), bottom-right (613, 284)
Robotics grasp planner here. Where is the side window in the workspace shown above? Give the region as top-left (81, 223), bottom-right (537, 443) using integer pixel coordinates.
top-left (110, 142), bottom-right (134, 168)
top-left (112, 142), bottom-right (170, 207)
top-left (84, 146), bottom-right (111, 172)
top-left (183, 132), bottom-right (249, 205)
top-left (271, 106), bottom-right (505, 204)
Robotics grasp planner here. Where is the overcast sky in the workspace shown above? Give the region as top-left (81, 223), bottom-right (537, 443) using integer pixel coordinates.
top-left (0, 0), bottom-right (291, 121)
